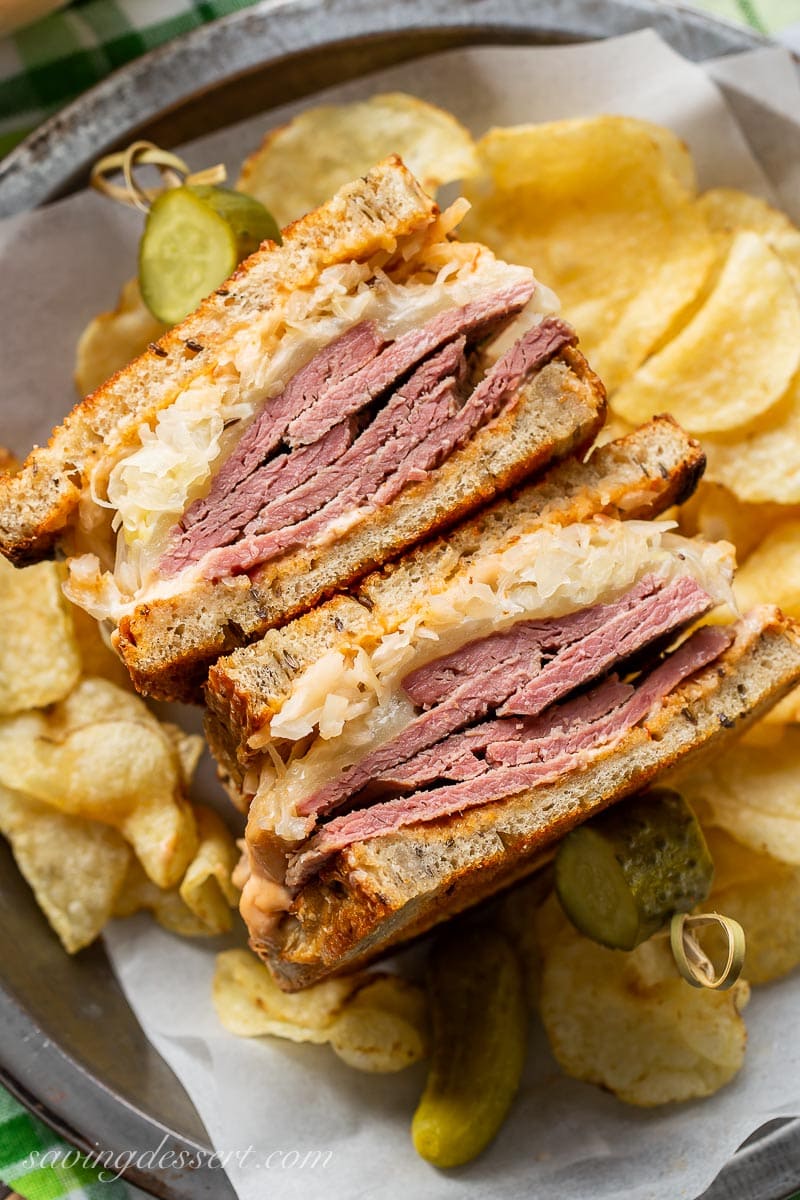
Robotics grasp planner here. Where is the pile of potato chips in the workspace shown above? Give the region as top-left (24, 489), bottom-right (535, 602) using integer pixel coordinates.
top-left (213, 949), bottom-right (428, 1073)
top-left (66, 96), bottom-right (800, 1110)
top-left (0, 491), bottom-right (240, 951)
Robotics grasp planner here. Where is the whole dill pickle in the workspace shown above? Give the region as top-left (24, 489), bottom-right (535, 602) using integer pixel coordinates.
top-left (411, 926), bottom-right (527, 1168)
top-left (555, 787), bottom-right (714, 951)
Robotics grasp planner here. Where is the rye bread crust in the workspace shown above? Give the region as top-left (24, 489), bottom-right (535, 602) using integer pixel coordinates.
top-left (257, 607), bottom-right (800, 990)
top-left (0, 159), bottom-right (437, 568)
top-left (116, 343), bottom-right (607, 700)
top-left (205, 415), bottom-right (705, 766)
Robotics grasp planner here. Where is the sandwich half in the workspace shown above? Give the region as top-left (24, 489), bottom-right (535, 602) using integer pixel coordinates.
top-left (0, 158), bottom-right (605, 701)
top-left (205, 419), bottom-right (800, 991)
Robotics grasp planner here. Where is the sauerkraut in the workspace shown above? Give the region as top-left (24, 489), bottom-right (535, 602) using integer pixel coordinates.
top-left (72, 222), bottom-right (551, 621)
top-left (253, 518), bottom-right (736, 840)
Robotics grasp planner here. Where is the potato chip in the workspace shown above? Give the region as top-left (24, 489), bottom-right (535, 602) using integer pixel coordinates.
top-left (704, 827), bottom-right (800, 985)
top-left (75, 277), bottom-right (168, 397)
top-left (178, 805), bottom-right (239, 933)
top-left (114, 803), bottom-right (237, 935)
top-left (461, 116), bottom-right (715, 393)
top-left (238, 93), bottom-right (478, 228)
top-left (701, 370), bottom-right (800, 504)
top-left (698, 187), bottom-right (800, 288)
top-left (733, 519), bottom-right (800, 617)
top-left (213, 950), bottom-right (427, 1071)
top-left (0, 557), bottom-right (81, 714)
top-left (213, 949), bottom-right (359, 1041)
top-left (612, 231), bottom-right (800, 433)
top-left (69, 603), bottom-right (132, 689)
top-left (0, 781), bottom-right (130, 953)
top-left (495, 868), bottom-right (554, 1005)
top-left (537, 897), bottom-right (749, 1105)
top-left (680, 725), bottom-right (800, 865)
top-left (761, 684), bottom-right (800, 726)
top-left (677, 481), bottom-right (800, 562)
top-left (0, 678), bottom-right (197, 887)
top-left (161, 722), bottom-right (206, 789)
top-left (329, 975), bottom-right (428, 1072)
top-left (113, 856), bottom-right (214, 937)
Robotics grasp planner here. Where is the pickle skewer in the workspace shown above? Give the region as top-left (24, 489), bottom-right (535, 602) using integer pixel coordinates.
top-left (412, 926), bottom-right (527, 1168)
top-left (555, 787), bottom-right (714, 951)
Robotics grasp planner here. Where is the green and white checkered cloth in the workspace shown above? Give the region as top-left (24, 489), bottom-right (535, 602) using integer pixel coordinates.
top-left (0, 0), bottom-right (264, 156)
top-left (0, 1085), bottom-right (131, 1198)
top-left (1, 0), bottom-right (800, 1197)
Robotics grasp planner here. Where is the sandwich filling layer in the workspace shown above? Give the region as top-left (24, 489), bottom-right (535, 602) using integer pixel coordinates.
top-left (242, 519), bottom-right (734, 844)
top-left (238, 538), bottom-right (736, 936)
top-left (66, 214), bottom-right (559, 622)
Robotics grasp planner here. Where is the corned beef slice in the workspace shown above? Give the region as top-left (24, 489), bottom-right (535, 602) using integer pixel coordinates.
top-left (164, 322), bottom-right (385, 572)
top-left (372, 316), bottom-right (578, 507)
top-left (197, 338), bottom-right (467, 577)
top-left (168, 419), bottom-right (360, 566)
top-left (297, 573), bottom-right (711, 821)
top-left (285, 279), bottom-right (535, 447)
top-left (286, 624), bottom-right (733, 886)
top-left (198, 316), bottom-right (576, 579)
top-left (161, 282), bottom-right (555, 578)
top-left (376, 677), bottom-right (637, 789)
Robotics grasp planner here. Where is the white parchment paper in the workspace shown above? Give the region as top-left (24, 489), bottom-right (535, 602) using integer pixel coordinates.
top-left (2, 28), bottom-right (800, 1200)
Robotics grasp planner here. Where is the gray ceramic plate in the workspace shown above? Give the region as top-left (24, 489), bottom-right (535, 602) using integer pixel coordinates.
top-left (1, 2), bottom-right (799, 1197)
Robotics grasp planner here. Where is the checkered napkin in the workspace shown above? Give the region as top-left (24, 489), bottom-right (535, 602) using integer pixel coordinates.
top-left (1, 0), bottom-right (800, 1197)
top-left (0, 0), bottom-right (264, 156)
top-left (0, 1086), bottom-right (133, 1198)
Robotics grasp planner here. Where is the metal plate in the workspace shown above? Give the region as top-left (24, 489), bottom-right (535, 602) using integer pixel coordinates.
top-left (0, 2), bottom-right (797, 1197)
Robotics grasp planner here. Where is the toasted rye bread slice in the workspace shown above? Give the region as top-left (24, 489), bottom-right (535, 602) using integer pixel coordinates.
top-left (258, 606), bottom-right (800, 990)
top-left (0, 158), bottom-right (437, 567)
top-left (115, 341), bottom-right (606, 701)
top-left (205, 415), bottom-right (705, 770)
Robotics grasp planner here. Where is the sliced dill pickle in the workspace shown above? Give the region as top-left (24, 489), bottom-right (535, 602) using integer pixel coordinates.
top-left (139, 186), bottom-right (239, 324)
top-left (411, 927), bottom-right (527, 1168)
top-left (555, 787), bottom-right (714, 951)
top-left (187, 184), bottom-right (281, 257)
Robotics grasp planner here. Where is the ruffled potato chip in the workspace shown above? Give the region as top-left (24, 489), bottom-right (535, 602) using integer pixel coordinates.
top-left (734, 520), bottom-right (800, 618)
top-left (704, 828), bottom-right (800, 985)
top-left (112, 856), bottom-right (207, 936)
top-left (537, 898), bottom-right (749, 1106)
top-left (213, 948), bottom-right (359, 1041)
top-left (69, 602), bottom-right (133, 690)
top-left (701, 370), bottom-right (800, 504)
top-left (681, 725), bottom-right (800, 866)
top-left (0, 781), bottom-right (130, 953)
top-left (612, 231), bottom-right (800, 433)
top-left (329, 975), bottom-right (428, 1072)
top-left (75, 277), bottom-right (168, 397)
top-left (0, 678), bottom-right (197, 887)
top-left (178, 804), bottom-right (240, 933)
top-left (678, 481), bottom-right (800, 563)
top-left (461, 116), bottom-right (714, 393)
top-left (114, 803), bottom-right (238, 935)
top-left (495, 868), bottom-right (554, 1006)
top-left (698, 187), bottom-right (800, 288)
top-left (213, 950), bottom-right (427, 1071)
top-left (0, 558), bottom-right (81, 714)
top-left (238, 93), bottom-right (478, 228)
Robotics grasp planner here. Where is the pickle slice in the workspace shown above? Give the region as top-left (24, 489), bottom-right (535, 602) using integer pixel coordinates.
top-left (188, 185), bottom-right (281, 258)
top-left (139, 187), bottom-right (238, 324)
top-left (555, 787), bottom-right (714, 951)
top-left (412, 926), bottom-right (527, 1168)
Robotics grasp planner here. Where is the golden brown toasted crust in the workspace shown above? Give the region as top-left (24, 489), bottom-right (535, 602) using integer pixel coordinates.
top-left (116, 342), bottom-right (607, 701)
top-left (205, 415), bottom-right (705, 759)
top-left (0, 158), bottom-right (438, 566)
top-left (260, 607), bottom-right (800, 989)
